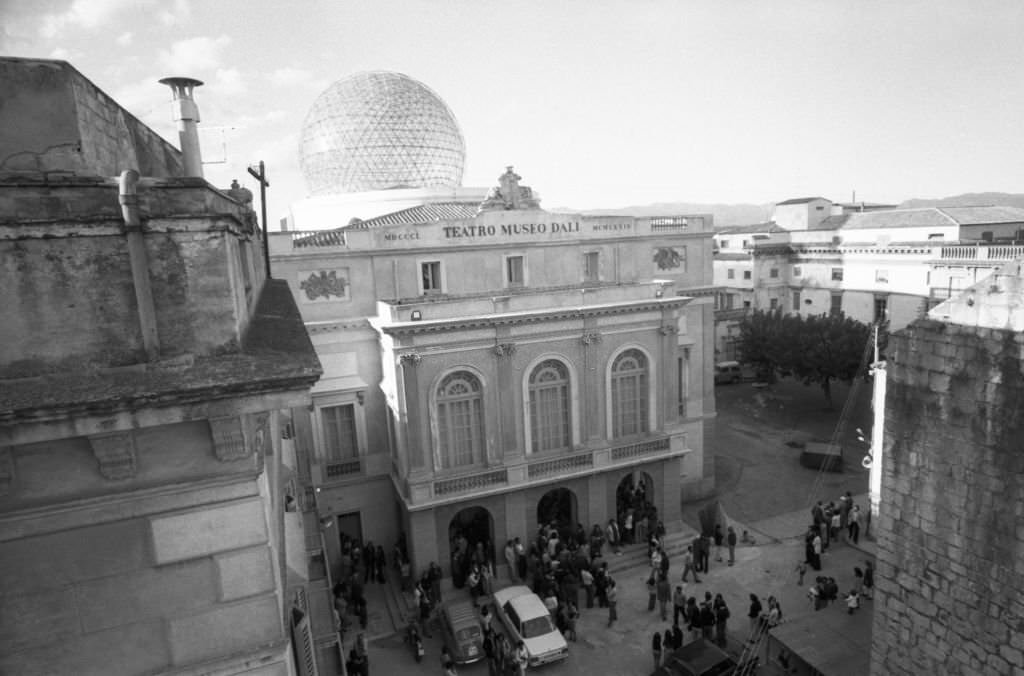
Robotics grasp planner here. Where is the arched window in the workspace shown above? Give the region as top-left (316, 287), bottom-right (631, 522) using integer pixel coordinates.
top-left (611, 349), bottom-right (649, 438)
top-left (529, 360), bottom-right (571, 452)
top-left (436, 371), bottom-right (484, 469)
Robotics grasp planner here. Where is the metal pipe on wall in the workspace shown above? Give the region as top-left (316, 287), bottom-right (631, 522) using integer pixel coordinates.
top-left (119, 169), bottom-right (160, 361)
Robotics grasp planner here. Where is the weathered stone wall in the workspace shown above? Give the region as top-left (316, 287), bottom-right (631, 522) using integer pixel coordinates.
top-left (0, 58), bottom-right (182, 177)
top-left (871, 318), bottom-right (1024, 675)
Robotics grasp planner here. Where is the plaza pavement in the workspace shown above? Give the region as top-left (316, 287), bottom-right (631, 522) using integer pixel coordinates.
top-left (353, 500), bottom-right (876, 676)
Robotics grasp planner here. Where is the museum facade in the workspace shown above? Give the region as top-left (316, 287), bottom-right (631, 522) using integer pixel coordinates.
top-left (271, 168), bottom-right (717, 579)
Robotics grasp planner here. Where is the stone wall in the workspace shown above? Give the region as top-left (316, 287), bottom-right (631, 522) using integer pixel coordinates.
top-left (0, 58), bottom-right (182, 177)
top-left (871, 318), bottom-right (1024, 675)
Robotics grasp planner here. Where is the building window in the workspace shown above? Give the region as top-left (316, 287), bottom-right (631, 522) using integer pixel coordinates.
top-left (875, 269), bottom-right (889, 283)
top-left (742, 239), bottom-right (749, 248)
top-left (770, 268), bottom-right (779, 278)
top-left (793, 266), bottom-right (802, 277)
top-left (584, 251), bottom-right (600, 282)
top-left (792, 291), bottom-right (801, 310)
top-left (322, 404), bottom-right (358, 461)
top-left (506, 255), bottom-right (525, 287)
top-left (726, 294), bottom-right (735, 309)
top-left (743, 270), bottom-right (752, 280)
top-left (874, 296), bottom-right (888, 323)
top-left (727, 268), bottom-right (735, 280)
top-left (719, 240), bottom-right (729, 248)
top-left (436, 371), bottom-right (484, 469)
top-left (421, 261), bottom-right (442, 294)
top-left (770, 298), bottom-right (779, 310)
top-left (743, 300), bottom-right (751, 309)
top-left (830, 293), bottom-right (843, 316)
top-left (611, 349), bottom-right (649, 438)
top-left (529, 360), bottom-right (571, 452)
top-left (677, 351), bottom-right (690, 417)
top-left (831, 267), bottom-right (844, 282)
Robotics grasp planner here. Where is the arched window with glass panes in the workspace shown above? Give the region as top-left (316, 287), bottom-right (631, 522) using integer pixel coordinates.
top-left (528, 359), bottom-right (571, 453)
top-left (436, 371), bottom-right (485, 469)
top-left (611, 349), bottom-right (649, 438)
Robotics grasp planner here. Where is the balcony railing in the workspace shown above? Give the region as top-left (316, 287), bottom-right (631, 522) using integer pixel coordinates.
top-left (291, 230), bottom-right (347, 248)
top-left (325, 459), bottom-right (361, 478)
top-left (611, 436), bottom-right (671, 462)
top-left (937, 244), bottom-right (1024, 262)
top-left (714, 307), bottom-right (749, 321)
top-left (434, 468), bottom-right (508, 496)
top-left (528, 451), bottom-right (594, 479)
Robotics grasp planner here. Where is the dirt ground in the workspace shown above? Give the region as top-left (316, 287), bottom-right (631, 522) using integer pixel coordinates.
top-left (683, 375), bottom-right (873, 534)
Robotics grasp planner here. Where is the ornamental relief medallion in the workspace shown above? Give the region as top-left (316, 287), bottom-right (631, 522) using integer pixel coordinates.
top-left (298, 269), bottom-right (350, 302)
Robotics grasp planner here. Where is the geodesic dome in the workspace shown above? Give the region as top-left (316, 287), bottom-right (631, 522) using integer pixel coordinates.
top-left (299, 71), bottom-right (466, 195)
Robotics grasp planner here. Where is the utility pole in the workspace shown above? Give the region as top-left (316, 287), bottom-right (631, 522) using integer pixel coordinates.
top-left (247, 160), bottom-right (271, 279)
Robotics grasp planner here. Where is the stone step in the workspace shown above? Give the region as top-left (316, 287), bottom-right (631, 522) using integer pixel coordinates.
top-left (604, 527), bottom-right (702, 576)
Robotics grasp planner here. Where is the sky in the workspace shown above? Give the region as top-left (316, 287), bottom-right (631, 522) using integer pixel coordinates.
top-left (3, 0), bottom-right (1024, 221)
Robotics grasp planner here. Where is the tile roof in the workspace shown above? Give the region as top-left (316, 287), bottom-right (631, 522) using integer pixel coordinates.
top-left (347, 202), bottom-right (480, 229)
top-left (715, 222), bottom-right (787, 235)
top-left (936, 206), bottom-right (1024, 225)
top-left (833, 208), bottom-right (957, 230)
top-left (776, 196), bottom-right (829, 206)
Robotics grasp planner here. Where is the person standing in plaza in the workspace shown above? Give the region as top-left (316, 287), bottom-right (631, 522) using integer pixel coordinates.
top-left (747, 594), bottom-right (762, 643)
top-left (812, 532), bottom-right (823, 570)
top-left (699, 532), bottom-right (711, 573)
top-left (581, 565), bottom-right (594, 608)
top-left (651, 630), bottom-right (663, 671)
top-left (657, 572), bottom-right (671, 622)
top-left (713, 524), bottom-right (724, 562)
top-left (673, 585), bottom-right (687, 626)
top-left (646, 574), bottom-right (658, 612)
top-left (691, 535), bottom-right (704, 573)
top-left (727, 526), bottom-right (737, 566)
top-left (849, 505), bottom-right (862, 544)
top-left (606, 519), bottom-right (621, 555)
top-left (624, 509), bottom-right (634, 545)
top-left (607, 579), bottom-right (618, 627)
top-left (862, 560), bottom-right (874, 599)
top-left (504, 539), bottom-right (517, 582)
top-left (713, 594), bottom-right (730, 648)
top-left (681, 545), bottom-right (701, 583)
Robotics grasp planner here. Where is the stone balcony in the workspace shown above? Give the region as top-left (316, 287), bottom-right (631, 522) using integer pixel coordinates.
top-left (395, 431), bottom-right (689, 508)
top-left (933, 244), bottom-right (1024, 263)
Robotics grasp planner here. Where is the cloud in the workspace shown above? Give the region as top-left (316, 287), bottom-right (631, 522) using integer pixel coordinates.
top-left (40, 0), bottom-right (145, 38)
top-left (158, 0), bottom-right (191, 26)
top-left (267, 67), bottom-right (327, 91)
top-left (158, 35), bottom-right (231, 74)
top-left (214, 68), bottom-right (246, 96)
top-left (49, 46), bottom-right (71, 60)
top-left (116, 31), bottom-right (133, 46)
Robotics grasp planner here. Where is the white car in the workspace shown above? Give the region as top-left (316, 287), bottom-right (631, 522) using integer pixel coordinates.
top-left (492, 585), bottom-right (569, 668)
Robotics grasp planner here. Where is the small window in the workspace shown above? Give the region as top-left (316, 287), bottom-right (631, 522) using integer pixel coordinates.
top-left (506, 255), bottom-right (525, 287)
top-left (421, 261), bottom-right (442, 294)
top-left (770, 268), bottom-right (779, 278)
top-left (742, 239), bottom-right (749, 248)
top-left (831, 267), bottom-right (844, 282)
top-left (875, 269), bottom-right (889, 283)
top-left (793, 266), bottom-right (802, 277)
top-left (743, 300), bottom-right (751, 309)
top-left (816, 205), bottom-right (825, 211)
top-left (830, 293), bottom-right (843, 316)
top-left (928, 233), bottom-right (944, 241)
top-left (874, 297), bottom-right (888, 323)
top-left (981, 231), bottom-right (993, 242)
top-left (719, 240), bottom-right (729, 249)
top-left (583, 251), bottom-right (600, 282)
top-left (770, 298), bottom-right (778, 310)
top-left (727, 269), bottom-right (735, 279)
top-left (743, 270), bottom-right (752, 280)
top-left (792, 291), bottom-right (801, 310)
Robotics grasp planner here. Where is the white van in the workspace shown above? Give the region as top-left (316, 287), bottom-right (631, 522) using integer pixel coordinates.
top-left (714, 361), bottom-right (743, 385)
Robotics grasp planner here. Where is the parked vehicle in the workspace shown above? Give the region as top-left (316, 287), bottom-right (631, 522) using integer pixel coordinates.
top-left (714, 361), bottom-right (743, 385)
top-left (652, 638), bottom-right (738, 676)
top-left (439, 599), bottom-right (484, 665)
top-left (492, 585), bottom-right (569, 667)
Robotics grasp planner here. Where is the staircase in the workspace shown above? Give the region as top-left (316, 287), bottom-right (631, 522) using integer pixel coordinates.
top-left (604, 526), bottom-right (702, 576)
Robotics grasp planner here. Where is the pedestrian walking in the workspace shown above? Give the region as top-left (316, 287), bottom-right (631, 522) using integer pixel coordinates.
top-left (849, 505), bottom-right (861, 544)
top-left (862, 560), bottom-right (874, 599)
top-left (795, 560), bottom-right (807, 586)
top-left (681, 545), bottom-right (701, 583)
top-left (713, 524), bottom-right (724, 562)
top-left (657, 572), bottom-right (671, 621)
top-left (747, 594), bottom-right (762, 642)
top-left (565, 601), bottom-right (578, 641)
top-left (607, 580), bottom-right (618, 627)
top-left (727, 526), bottom-right (737, 566)
top-left (652, 631), bottom-right (662, 670)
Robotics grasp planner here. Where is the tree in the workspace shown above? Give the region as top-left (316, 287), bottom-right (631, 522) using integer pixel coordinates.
top-left (737, 310), bottom-right (877, 408)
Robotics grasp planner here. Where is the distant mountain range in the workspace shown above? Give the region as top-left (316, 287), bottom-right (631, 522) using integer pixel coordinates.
top-left (564, 192), bottom-right (1024, 227)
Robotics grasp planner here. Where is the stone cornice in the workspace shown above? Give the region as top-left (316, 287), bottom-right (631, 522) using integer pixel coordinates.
top-left (380, 297), bottom-right (691, 336)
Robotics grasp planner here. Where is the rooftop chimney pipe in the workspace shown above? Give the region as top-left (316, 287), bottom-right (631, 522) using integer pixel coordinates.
top-left (159, 76), bottom-right (205, 178)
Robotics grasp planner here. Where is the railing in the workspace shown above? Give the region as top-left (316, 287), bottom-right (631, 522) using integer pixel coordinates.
top-left (325, 459), bottom-right (361, 478)
top-left (528, 451), bottom-right (594, 479)
top-left (650, 216), bottom-right (694, 231)
top-left (611, 436), bottom-right (671, 462)
top-left (434, 468), bottom-right (508, 496)
top-left (937, 244), bottom-right (1024, 262)
top-left (714, 308), bottom-right (749, 321)
top-left (292, 230), bottom-right (347, 248)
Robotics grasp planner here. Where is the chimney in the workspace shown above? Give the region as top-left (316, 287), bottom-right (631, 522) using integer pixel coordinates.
top-left (159, 76), bottom-right (205, 178)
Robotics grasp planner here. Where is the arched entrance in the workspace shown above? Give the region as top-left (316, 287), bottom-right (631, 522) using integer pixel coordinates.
top-left (448, 506), bottom-right (494, 589)
top-left (616, 471), bottom-right (656, 544)
top-left (537, 487), bottom-right (578, 541)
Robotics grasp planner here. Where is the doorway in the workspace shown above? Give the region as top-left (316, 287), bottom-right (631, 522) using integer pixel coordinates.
top-left (448, 506), bottom-right (494, 588)
top-left (536, 487), bottom-right (578, 541)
